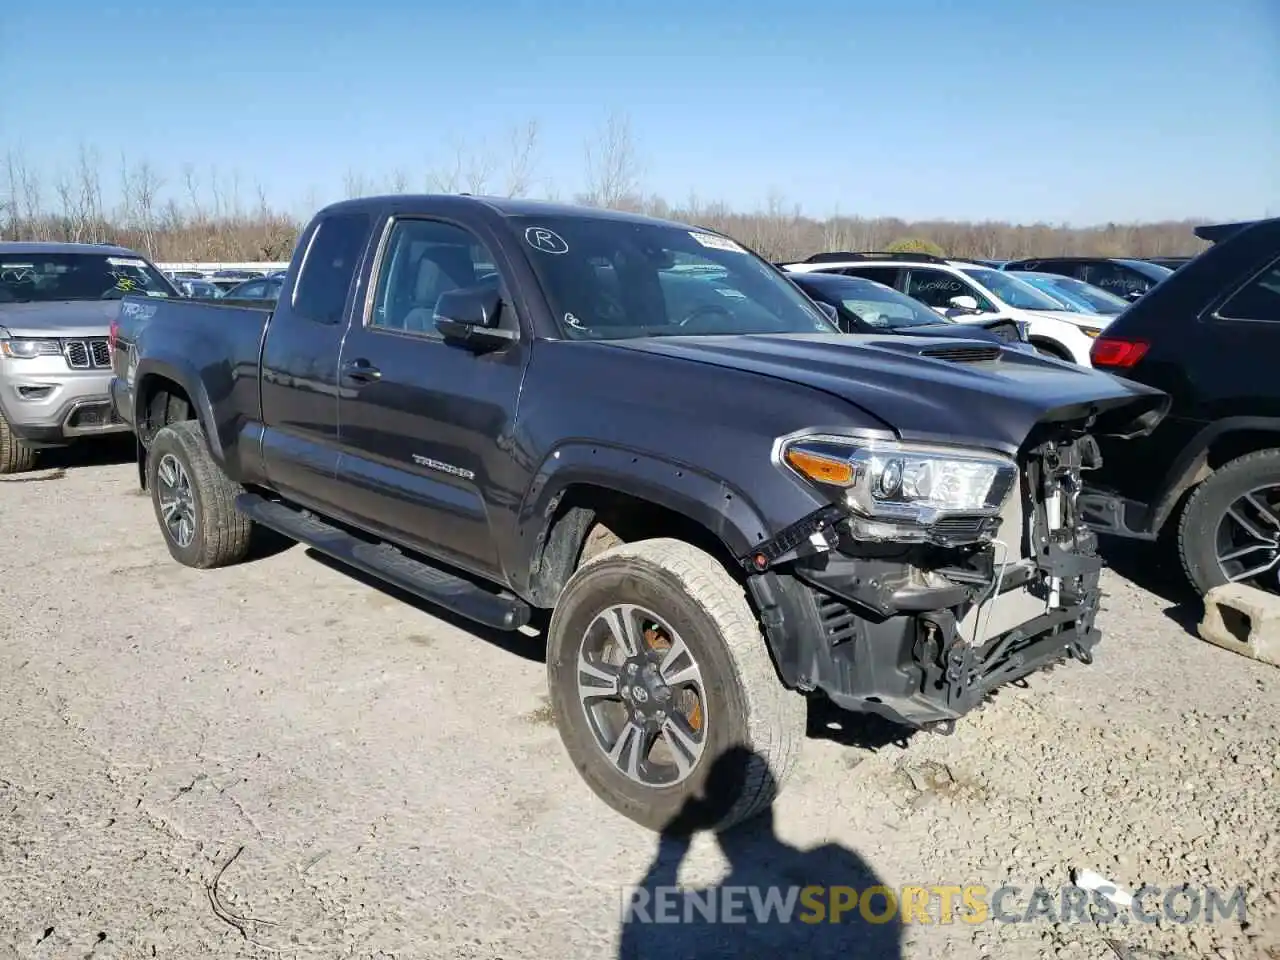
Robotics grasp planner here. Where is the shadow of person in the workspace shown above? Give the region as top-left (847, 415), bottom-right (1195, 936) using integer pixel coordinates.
top-left (618, 745), bottom-right (903, 960)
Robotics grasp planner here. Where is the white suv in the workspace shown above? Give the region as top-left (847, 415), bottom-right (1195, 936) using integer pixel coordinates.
top-left (782, 252), bottom-right (1110, 365)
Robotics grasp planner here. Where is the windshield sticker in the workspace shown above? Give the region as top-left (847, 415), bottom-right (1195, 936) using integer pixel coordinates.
top-left (107, 257), bottom-right (148, 268)
top-left (525, 227), bottom-right (569, 255)
top-left (563, 312), bottom-right (586, 329)
top-left (689, 232), bottom-right (745, 254)
top-left (112, 276), bottom-right (138, 292)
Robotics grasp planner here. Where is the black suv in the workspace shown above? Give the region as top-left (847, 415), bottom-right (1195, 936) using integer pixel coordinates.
top-left (1079, 217), bottom-right (1280, 595)
top-left (1001, 256), bottom-right (1173, 301)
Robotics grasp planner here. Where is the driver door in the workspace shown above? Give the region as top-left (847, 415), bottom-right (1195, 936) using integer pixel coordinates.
top-left (335, 215), bottom-right (528, 581)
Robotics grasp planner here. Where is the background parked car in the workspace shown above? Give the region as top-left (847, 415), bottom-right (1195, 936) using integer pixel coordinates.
top-left (1144, 256), bottom-right (1193, 270)
top-left (222, 275), bottom-right (285, 301)
top-left (785, 270), bottom-right (1031, 348)
top-left (0, 241), bottom-right (177, 472)
top-left (177, 278), bottom-right (223, 298)
top-left (1001, 256), bottom-right (1173, 301)
top-left (1079, 216), bottom-right (1280, 596)
top-left (1006, 270), bottom-right (1131, 316)
top-left (783, 252), bottom-right (1106, 364)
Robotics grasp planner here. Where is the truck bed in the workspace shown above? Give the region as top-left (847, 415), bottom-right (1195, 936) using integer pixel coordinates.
top-left (110, 294), bottom-right (272, 435)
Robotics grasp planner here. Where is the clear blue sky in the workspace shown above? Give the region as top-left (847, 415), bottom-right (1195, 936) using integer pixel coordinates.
top-left (3, 0), bottom-right (1277, 225)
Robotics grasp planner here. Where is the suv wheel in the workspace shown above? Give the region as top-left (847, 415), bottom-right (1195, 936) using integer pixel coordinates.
top-left (146, 420), bottom-right (254, 568)
top-left (0, 411), bottom-right (37, 474)
top-left (1178, 448), bottom-right (1280, 595)
top-left (545, 538), bottom-right (806, 833)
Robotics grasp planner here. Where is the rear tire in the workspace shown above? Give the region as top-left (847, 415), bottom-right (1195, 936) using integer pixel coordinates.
top-left (146, 420), bottom-right (254, 568)
top-left (546, 538), bottom-right (805, 833)
top-left (0, 411), bottom-right (37, 474)
top-left (1178, 448), bottom-right (1280, 596)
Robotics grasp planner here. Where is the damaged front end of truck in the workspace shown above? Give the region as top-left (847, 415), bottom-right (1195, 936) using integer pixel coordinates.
top-left (743, 388), bottom-right (1170, 731)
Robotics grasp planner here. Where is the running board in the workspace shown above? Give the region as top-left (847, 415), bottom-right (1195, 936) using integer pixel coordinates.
top-left (235, 493), bottom-right (532, 631)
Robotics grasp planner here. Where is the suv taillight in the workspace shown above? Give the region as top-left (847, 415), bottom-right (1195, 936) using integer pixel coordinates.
top-left (1090, 336), bottom-right (1149, 369)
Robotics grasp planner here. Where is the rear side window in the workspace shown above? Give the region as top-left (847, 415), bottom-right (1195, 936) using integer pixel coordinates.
top-left (293, 212), bottom-right (373, 324)
top-left (841, 266), bottom-right (901, 287)
top-left (1217, 258), bottom-right (1280, 322)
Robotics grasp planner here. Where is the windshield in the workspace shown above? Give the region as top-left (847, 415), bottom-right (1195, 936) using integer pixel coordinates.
top-left (0, 252), bottom-right (177, 303)
top-left (802, 276), bottom-right (947, 329)
top-left (961, 267), bottom-right (1066, 311)
top-left (1029, 274), bottom-right (1128, 314)
top-left (1115, 258), bottom-right (1174, 282)
top-left (508, 215), bottom-right (837, 339)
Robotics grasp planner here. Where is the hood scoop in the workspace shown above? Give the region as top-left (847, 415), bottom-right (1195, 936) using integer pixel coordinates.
top-left (919, 344), bottom-right (1003, 363)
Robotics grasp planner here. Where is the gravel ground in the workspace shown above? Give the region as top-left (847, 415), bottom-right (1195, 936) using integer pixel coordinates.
top-left (1, 444), bottom-right (1277, 960)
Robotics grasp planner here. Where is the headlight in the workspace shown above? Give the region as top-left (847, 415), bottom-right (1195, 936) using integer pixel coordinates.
top-left (779, 434), bottom-right (1018, 541)
top-left (0, 336), bottom-right (63, 359)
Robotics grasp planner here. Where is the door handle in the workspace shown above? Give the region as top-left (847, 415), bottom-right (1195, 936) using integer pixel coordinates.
top-left (341, 358), bottom-right (382, 383)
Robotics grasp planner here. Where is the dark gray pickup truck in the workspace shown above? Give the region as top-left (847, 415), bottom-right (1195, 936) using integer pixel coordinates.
top-left (109, 195), bottom-right (1169, 832)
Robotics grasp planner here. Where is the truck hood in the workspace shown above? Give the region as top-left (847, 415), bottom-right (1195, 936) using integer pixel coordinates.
top-left (0, 299), bottom-right (126, 338)
top-left (602, 333), bottom-right (1169, 456)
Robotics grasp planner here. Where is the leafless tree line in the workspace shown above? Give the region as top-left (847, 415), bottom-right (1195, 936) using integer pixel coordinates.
top-left (2, 112), bottom-right (1214, 263)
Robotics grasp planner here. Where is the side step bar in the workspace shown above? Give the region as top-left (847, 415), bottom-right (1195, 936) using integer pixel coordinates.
top-left (235, 493), bottom-right (532, 631)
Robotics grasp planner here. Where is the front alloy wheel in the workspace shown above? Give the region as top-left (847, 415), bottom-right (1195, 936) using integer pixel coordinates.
top-left (546, 538), bottom-right (806, 833)
top-left (577, 603), bottom-right (708, 787)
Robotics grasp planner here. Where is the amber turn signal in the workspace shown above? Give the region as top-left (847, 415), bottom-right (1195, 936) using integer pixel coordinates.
top-left (784, 447), bottom-right (854, 486)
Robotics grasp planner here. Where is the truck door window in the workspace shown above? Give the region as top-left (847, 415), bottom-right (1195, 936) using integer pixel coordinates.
top-left (292, 212), bottom-right (373, 325)
top-left (368, 219), bottom-right (502, 338)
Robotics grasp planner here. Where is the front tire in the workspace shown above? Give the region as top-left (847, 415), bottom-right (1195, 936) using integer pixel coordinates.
top-left (546, 538), bottom-right (806, 833)
top-left (1178, 448), bottom-right (1280, 596)
top-left (147, 420), bottom-right (253, 568)
top-left (0, 411), bottom-right (37, 474)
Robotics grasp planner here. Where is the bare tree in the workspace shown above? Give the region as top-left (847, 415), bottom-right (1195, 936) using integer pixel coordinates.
top-left (425, 137), bottom-right (496, 195)
top-left (582, 110), bottom-right (642, 209)
top-left (0, 141), bottom-right (1216, 264)
top-left (343, 168), bottom-right (371, 199)
top-left (503, 120), bottom-right (540, 198)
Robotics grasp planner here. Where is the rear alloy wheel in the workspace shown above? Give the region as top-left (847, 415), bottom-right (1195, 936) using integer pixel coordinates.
top-left (1178, 449), bottom-right (1280, 595)
top-left (0, 410), bottom-right (37, 474)
top-left (147, 420), bottom-right (254, 568)
top-left (546, 538), bottom-right (806, 833)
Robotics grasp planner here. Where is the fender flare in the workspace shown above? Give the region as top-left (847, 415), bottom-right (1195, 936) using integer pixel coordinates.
top-left (132, 357), bottom-right (224, 463)
top-left (1149, 416), bottom-right (1280, 532)
top-left (514, 440), bottom-right (775, 578)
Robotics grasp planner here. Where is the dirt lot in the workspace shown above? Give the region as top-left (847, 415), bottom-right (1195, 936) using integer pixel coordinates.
top-left (1, 444), bottom-right (1277, 960)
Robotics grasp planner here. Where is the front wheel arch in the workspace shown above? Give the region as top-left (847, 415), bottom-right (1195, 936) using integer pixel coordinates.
top-left (1028, 337), bottom-right (1073, 362)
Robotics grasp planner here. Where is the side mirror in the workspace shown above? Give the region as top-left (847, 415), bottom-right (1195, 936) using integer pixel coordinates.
top-left (434, 284), bottom-right (516, 350)
top-left (949, 295), bottom-right (980, 312)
